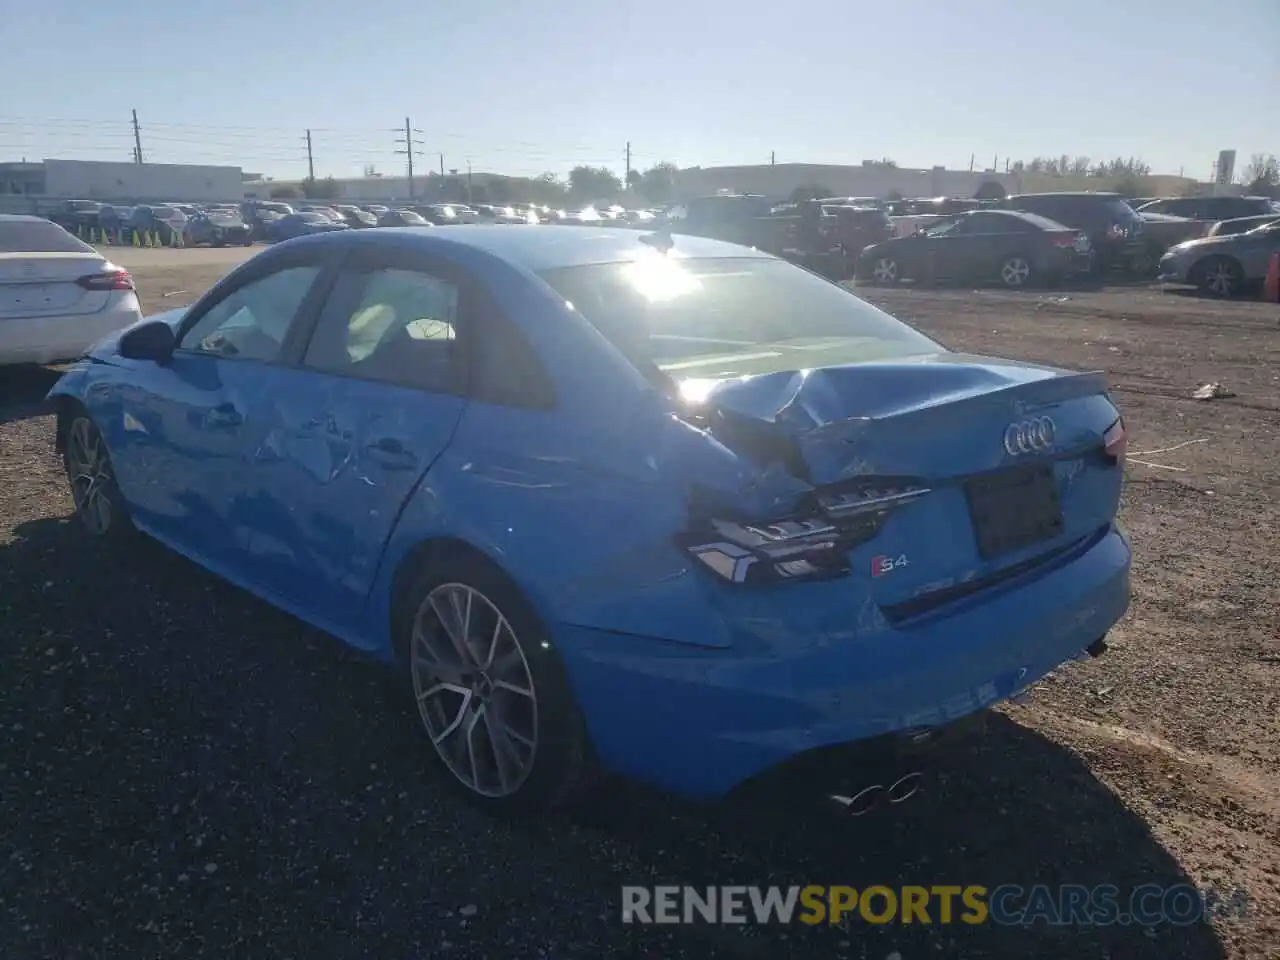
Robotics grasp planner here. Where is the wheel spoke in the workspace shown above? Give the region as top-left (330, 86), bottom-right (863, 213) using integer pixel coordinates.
top-left (430, 688), bottom-right (473, 746)
top-left (482, 708), bottom-right (520, 793)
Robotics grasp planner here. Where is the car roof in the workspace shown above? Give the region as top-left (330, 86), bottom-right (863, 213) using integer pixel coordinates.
top-left (291, 224), bottom-right (773, 272)
top-left (0, 214), bottom-right (47, 223)
top-left (1009, 192), bottom-right (1122, 200)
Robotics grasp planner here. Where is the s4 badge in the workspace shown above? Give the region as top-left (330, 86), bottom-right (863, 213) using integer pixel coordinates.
top-left (871, 554), bottom-right (909, 577)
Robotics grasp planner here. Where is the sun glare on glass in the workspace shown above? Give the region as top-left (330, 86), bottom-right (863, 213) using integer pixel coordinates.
top-left (622, 254), bottom-right (702, 302)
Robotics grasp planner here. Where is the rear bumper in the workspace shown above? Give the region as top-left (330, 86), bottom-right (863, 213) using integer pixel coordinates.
top-left (556, 523), bottom-right (1131, 799)
top-left (0, 295), bottom-right (142, 365)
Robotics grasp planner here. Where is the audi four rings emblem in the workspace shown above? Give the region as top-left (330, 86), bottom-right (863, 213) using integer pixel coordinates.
top-left (1003, 416), bottom-right (1056, 456)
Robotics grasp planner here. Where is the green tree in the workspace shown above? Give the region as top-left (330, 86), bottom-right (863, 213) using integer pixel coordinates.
top-left (568, 165), bottom-right (623, 202)
top-left (301, 176), bottom-right (340, 199)
top-left (973, 180), bottom-right (1007, 201)
top-left (638, 162), bottom-right (678, 205)
top-left (269, 184), bottom-right (302, 199)
top-left (1244, 153), bottom-right (1279, 197)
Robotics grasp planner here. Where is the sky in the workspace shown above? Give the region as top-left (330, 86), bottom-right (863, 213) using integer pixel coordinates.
top-left (1, 0), bottom-right (1277, 183)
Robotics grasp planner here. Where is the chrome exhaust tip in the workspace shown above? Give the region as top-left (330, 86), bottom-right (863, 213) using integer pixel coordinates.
top-left (887, 772), bottom-right (922, 804)
top-left (830, 784), bottom-right (884, 816)
top-left (830, 773), bottom-right (923, 815)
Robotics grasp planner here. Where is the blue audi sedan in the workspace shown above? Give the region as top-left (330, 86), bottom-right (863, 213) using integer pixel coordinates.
top-left (48, 226), bottom-right (1131, 817)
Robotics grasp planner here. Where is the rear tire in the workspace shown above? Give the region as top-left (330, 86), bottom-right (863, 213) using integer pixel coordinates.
top-left (998, 255), bottom-right (1034, 289)
top-left (396, 549), bottom-right (598, 818)
top-left (1191, 255), bottom-right (1243, 298)
top-left (62, 413), bottom-right (133, 539)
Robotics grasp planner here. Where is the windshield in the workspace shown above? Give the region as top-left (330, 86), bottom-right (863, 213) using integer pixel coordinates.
top-left (538, 256), bottom-right (941, 381)
top-left (297, 213), bottom-right (326, 223)
top-left (0, 220), bottom-right (94, 253)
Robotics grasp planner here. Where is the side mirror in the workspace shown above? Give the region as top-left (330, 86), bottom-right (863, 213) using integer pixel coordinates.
top-left (119, 319), bottom-right (176, 363)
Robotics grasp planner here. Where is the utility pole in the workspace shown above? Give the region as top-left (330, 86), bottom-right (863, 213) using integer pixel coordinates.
top-left (466, 160), bottom-right (473, 203)
top-left (304, 129), bottom-right (315, 181)
top-left (625, 141), bottom-right (631, 187)
top-left (770, 151), bottom-right (775, 166)
top-left (969, 153), bottom-right (975, 173)
top-left (393, 118), bottom-right (424, 198)
top-left (131, 109), bottom-right (144, 164)
top-left (439, 153), bottom-right (445, 177)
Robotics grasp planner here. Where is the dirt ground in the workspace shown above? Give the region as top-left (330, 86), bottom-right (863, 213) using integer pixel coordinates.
top-left (1, 251), bottom-right (1277, 959)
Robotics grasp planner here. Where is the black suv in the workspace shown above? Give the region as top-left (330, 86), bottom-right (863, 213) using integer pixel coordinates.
top-left (1003, 192), bottom-right (1143, 272)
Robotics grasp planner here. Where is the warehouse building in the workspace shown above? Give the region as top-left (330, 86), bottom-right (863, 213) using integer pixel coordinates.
top-left (0, 159), bottom-right (244, 210)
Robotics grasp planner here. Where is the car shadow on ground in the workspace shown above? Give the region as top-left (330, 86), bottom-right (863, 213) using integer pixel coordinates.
top-left (0, 516), bottom-right (1229, 960)
top-left (0, 365), bottom-right (62, 425)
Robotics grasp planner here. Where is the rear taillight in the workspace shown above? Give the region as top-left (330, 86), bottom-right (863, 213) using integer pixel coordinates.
top-left (681, 481), bottom-right (932, 585)
top-left (1102, 417), bottom-right (1127, 463)
top-left (1052, 234), bottom-right (1077, 247)
top-left (76, 269), bottom-right (134, 291)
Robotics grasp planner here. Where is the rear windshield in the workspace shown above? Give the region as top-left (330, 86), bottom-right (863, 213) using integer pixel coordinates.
top-left (297, 213), bottom-right (327, 223)
top-left (1103, 198), bottom-right (1139, 218)
top-left (0, 220), bottom-right (93, 253)
top-left (538, 256), bottom-right (941, 381)
top-left (151, 206), bottom-right (182, 218)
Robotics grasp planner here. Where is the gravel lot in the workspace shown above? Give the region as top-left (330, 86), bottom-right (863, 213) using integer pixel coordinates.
top-left (2, 247), bottom-right (1277, 959)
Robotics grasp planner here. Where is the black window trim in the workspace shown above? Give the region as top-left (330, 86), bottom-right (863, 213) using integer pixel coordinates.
top-left (173, 242), bottom-right (345, 368)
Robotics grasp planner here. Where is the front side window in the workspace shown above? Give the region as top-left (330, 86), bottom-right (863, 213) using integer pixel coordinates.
top-left (539, 255), bottom-right (940, 384)
top-left (179, 265), bottom-right (321, 362)
top-left (303, 266), bottom-right (461, 392)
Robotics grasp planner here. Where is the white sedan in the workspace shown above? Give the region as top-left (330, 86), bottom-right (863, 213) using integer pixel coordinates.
top-left (0, 215), bottom-right (143, 366)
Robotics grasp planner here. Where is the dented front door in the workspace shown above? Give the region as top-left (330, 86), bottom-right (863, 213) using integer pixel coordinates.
top-left (246, 370), bottom-right (464, 624)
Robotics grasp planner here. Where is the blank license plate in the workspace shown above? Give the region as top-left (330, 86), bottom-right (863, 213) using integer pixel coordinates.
top-left (965, 464), bottom-right (1064, 560)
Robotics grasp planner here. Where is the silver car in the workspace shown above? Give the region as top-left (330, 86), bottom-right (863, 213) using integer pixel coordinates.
top-left (1157, 220), bottom-right (1280, 297)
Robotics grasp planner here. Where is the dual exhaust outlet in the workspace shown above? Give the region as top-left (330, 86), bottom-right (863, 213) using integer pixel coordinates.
top-left (829, 772), bottom-right (922, 816)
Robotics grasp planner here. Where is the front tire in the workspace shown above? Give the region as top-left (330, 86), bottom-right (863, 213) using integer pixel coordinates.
top-left (398, 550), bottom-right (597, 817)
top-left (62, 414), bottom-right (132, 539)
top-left (870, 256), bottom-right (900, 285)
top-left (1192, 255), bottom-right (1243, 298)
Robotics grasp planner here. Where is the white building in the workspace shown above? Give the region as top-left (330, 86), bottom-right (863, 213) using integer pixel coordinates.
top-left (0, 159), bottom-right (245, 209)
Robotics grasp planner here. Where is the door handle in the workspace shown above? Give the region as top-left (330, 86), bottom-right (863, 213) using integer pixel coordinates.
top-left (364, 437), bottom-right (417, 470)
top-left (205, 403), bottom-right (243, 428)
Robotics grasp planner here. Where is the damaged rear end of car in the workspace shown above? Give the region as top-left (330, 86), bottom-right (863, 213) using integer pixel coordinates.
top-left (534, 250), bottom-right (1131, 803)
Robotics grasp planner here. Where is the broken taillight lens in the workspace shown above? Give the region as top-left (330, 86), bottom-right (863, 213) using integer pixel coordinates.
top-left (681, 482), bottom-right (932, 585)
top-left (1102, 417), bottom-right (1127, 463)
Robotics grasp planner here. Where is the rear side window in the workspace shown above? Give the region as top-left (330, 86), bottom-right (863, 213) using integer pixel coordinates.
top-left (0, 220), bottom-right (93, 253)
top-left (303, 266), bottom-right (462, 393)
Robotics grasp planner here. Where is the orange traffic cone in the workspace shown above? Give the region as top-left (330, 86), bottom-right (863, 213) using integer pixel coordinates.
top-left (1264, 251), bottom-right (1280, 304)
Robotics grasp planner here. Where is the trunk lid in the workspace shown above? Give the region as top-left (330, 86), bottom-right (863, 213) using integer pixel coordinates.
top-left (688, 353), bottom-right (1124, 613)
top-left (0, 252), bottom-right (113, 319)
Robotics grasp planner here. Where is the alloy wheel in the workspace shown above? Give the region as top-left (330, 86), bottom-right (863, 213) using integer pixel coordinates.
top-left (65, 418), bottom-right (115, 535)
top-left (410, 583), bottom-right (539, 798)
top-left (1204, 262), bottom-right (1238, 297)
top-left (872, 258), bottom-right (898, 283)
top-left (1001, 257), bottom-right (1032, 288)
